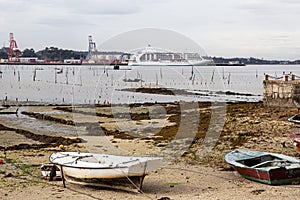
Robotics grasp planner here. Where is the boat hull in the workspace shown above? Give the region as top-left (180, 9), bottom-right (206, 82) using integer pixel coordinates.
top-left (49, 152), bottom-right (163, 191)
top-left (64, 174), bottom-right (145, 192)
top-left (288, 114), bottom-right (300, 124)
top-left (289, 133), bottom-right (300, 152)
top-left (225, 149), bottom-right (300, 185)
top-left (128, 62), bottom-right (192, 66)
top-left (60, 158), bottom-right (162, 179)
top-left (234, 166), bottom-right (300, 185)
top-left (128, 60), bottom-right (212, 66)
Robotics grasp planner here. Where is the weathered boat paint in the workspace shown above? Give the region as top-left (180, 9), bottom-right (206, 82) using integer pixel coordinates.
top-left (289, 133), bottom-right (300, 152)
top-left (225, 149), bottom-right (300, 185)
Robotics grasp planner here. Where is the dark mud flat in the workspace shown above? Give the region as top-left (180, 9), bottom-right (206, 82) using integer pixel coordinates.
top-left (20, 101), bottom-right (214, 141)
top-left (3, 101), bottom-right (300, 168)
top-left (0, 123), bottom-right (82, 151)
top-left (121, 87), bottom-right (259, 97)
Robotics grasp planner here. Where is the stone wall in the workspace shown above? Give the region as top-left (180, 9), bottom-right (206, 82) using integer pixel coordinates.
top-left (263, 74), bottom-right (300, 108)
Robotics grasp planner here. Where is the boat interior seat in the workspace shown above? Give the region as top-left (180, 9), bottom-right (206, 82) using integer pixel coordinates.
top-left (251, 159), bottom-right (289, 168)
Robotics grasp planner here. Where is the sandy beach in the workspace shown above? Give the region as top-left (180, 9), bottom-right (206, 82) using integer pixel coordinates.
top-left (1, 101), bottom-right (300, 199)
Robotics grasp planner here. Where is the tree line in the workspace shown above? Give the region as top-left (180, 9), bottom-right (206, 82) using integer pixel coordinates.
top-left (211, 56), bottom-right (300, 65)
top-left (0, 47), bottom-right (87, 61)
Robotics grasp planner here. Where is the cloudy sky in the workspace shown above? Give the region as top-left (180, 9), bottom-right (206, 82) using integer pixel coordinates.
top-left (0, 0), bottom-right (300, 60)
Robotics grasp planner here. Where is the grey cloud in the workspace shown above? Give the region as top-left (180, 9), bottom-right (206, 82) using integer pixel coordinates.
top-left (63, 0), bottom-right (167, 14)
top-left (279, 0), bottom-right (300, 4)
top-left (213, 18), bottom-right (237, 25)
top-left (0, 0), bottom-right (29, 12)
top-left (259, 35), bottom-right (291, 44)
top-left (1, 0), bottom-right (169, 16)
top-left (236, 0), bottom-right (300, 12)
top-left (235, 2), bottom-right (271, 11)
top-left (38, 17), bottom-right (95, 27)
top-left (0, 0), bottom-right (141, 15)
top-left (31, 0), bottom-right (141, 16)
top-left (270, 35), bottom-right (290, 41)
top-left (63, 0), bottom-right (140, 15)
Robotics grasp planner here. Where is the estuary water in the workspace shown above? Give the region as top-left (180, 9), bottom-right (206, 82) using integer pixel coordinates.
top-left (0, 64), bottom-right (299, 104)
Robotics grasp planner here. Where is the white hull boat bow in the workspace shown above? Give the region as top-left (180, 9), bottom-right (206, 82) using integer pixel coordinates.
top-left (49, 152), bottom-right (163, 192)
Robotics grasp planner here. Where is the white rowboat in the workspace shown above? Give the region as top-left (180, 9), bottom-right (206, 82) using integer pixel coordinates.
top-left (49, 152), bottom-right (163, 192)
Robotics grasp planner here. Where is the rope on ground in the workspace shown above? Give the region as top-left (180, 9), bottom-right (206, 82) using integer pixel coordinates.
top-left (164, 166), bottom-right (234, 181)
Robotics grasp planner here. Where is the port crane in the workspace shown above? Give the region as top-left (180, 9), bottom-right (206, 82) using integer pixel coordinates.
top-left (8, 33), bottom-right (20, 62)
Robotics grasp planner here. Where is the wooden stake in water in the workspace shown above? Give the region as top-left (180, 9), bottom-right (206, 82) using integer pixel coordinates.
top-left (190, 66), bottom-right (194, 80)
top-left (211, 69), bottom-right (215, 83)
top-left (137, 70), bottom-right (140, 79)
top-left (66, 67), bottom-right (69, 84)
top-left (33, 68), bottom-right (37, 82)
top-left (54, 69), bottom-right (57, 84)
top-left (192, 73), bottom-right (195, 85)
top-left (18, 71), bottom-right (20, 82)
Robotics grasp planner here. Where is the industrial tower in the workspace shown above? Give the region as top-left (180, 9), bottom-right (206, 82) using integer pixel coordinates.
top-left (87, 35), bottom-right (97, 59)
top-left (8, 33), bottom-right (20, 62)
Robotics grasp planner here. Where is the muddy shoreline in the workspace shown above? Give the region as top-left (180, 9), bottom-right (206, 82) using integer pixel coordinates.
top-left (0, 123), bottom-right (82, 151)
top-left (1, 101), bottom-right (299, 165)
top-left (1, 101), bottom-right (300, 199)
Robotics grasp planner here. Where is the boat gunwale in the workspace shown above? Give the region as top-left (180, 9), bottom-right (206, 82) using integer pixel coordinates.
top-left (49, 152), bottom-right (163, 170)
top-left (224, 149), bottom-right (300, 170)
top-left (49, 163), bottom-right (129, 170)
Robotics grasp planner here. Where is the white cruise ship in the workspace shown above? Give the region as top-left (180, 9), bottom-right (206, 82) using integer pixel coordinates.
top-left (128, 46), bottom-right (212, 66)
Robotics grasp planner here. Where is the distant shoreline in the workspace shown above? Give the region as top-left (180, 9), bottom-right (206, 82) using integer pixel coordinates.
top-left (1, 62), bottom-right (300, 66)
top-left (0, 62), bottom-right (82, 66)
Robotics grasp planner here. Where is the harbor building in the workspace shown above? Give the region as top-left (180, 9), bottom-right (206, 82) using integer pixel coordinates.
top-left (263, 72), bottom-right (300, 108)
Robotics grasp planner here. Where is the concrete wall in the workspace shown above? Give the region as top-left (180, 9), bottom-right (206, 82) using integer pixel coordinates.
top-left (263, 77), bottom-right (300, 108)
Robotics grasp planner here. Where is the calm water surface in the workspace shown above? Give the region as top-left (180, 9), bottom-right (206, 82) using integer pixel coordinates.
top-left (0, 64), bottom-right (299, 104)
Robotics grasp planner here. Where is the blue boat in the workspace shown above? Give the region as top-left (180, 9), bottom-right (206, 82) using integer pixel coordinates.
top-left (224, 149), bottom-right (300, 185)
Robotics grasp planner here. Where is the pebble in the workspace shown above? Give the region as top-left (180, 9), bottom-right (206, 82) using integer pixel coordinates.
top-left (4, 173), bottom-right (13, 178)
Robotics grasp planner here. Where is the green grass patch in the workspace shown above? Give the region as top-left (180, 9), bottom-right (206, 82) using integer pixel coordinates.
top-left (19, 164), bottom-right (33, 170)
top-left (17, 164), bottom-right (35, 176)
top-left (3, 158), bottom-right (19, 164)
top-left (167, 182), bottom-right (185, 187)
